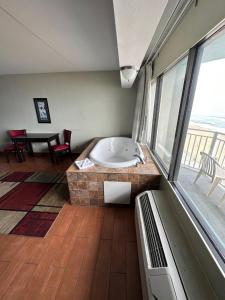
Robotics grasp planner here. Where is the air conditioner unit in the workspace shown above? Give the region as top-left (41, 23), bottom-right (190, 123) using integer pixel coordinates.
top-left (135, 191), bottom-right (187, 300)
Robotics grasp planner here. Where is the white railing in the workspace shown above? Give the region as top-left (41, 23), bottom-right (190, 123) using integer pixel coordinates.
top-left (182, 128), bottom-right (225, 170)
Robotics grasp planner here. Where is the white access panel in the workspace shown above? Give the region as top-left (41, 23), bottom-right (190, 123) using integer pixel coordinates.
top-left (104, 181), bottom-right (131, 204)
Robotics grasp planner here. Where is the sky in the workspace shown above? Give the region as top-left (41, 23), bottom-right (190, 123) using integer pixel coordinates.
top-left (192, 59), bottom-right (225, 118)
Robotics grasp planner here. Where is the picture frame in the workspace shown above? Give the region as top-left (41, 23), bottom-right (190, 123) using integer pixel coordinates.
top-left (33, 98), bottom-right (51, 123)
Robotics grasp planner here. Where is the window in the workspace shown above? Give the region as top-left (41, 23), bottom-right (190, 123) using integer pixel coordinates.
top-left (154, 57), bottom-right (188, 171)
top-left (149, 26), bottom-right (225, 264)
top-left (176, 31), bottom-right (225, 258)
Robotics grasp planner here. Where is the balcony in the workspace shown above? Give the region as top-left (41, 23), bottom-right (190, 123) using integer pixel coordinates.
top-left (182, 128), bottom-right (225, 170)
top-left (178, 128), bottom-right (225, 248)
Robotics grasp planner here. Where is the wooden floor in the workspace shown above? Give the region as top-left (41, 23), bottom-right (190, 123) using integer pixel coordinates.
top-left (0, 205), bottom-right (142, 300)
top-left (0, 156), bottom-right (142, 299)
top-left (0, 154), bottom-right (75, 172)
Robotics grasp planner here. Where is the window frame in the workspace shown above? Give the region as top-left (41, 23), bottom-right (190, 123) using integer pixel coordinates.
top-left (147, 78), bottom-right (158, 145)
top-left (151, 53), bottom-right (189, 175)
top-left (149, 23), bottom-right (225, 269)
top-left (168, 46), bottom-right (200, 181)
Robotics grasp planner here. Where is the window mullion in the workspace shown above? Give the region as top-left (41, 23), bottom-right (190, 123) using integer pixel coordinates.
top-left (150, 75), bottom-right (162, 151)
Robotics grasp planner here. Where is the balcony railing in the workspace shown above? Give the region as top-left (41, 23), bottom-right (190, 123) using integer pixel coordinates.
top-left (182, 128), bottom-right (225, 170)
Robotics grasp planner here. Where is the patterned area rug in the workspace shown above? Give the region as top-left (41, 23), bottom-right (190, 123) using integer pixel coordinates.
top-left (0, 171), bottom-right (68, 237)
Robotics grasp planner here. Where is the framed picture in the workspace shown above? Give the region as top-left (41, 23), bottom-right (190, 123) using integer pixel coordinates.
top-left (33, 98), bottom-right (51, 123)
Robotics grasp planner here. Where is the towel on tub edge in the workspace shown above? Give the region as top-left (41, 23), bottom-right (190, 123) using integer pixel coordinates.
top-left (75, 158), bottom-right (94, 170)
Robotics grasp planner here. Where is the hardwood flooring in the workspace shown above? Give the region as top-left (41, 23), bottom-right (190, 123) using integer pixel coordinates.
top-left (0, 154), bottom-right (76, 172)
top-left (0, 156), bottom-right (142, 299)
top-left (0, 205), bottom-right (142, 299)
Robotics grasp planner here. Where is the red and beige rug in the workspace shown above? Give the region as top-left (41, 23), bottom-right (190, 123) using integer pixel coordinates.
top-left (0, 171), bottom-right (68, 237)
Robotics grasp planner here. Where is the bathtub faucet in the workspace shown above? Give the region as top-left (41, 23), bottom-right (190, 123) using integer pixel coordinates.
top-left (134, 154), bottom-right (145, 165)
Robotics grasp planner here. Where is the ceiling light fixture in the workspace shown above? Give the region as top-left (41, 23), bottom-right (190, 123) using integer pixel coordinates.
top-left (120, 66), bottom-right (138, 82)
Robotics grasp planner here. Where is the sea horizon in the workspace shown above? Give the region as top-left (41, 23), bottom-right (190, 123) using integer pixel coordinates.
top-left (190, 114), bottom-right (225, 134)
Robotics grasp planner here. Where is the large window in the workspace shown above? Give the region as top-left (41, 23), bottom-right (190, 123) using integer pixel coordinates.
top-left (154, 57), bottom-right (188, 171)
top-left (150, 26), bottom-right (225, 264)
top-left (176, 31), bottom-right (225, 258)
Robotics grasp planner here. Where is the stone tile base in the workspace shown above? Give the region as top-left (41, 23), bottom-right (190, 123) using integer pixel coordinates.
top-left (66, 138), bottom-right (161, 206)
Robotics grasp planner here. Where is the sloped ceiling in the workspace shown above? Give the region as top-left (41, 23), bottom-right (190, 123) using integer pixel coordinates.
top-left (0, 0), bottom-right (169, 88)
top-left (113, 0), bottom-right (168, 87)
top-left (0, 0), bottom-right (119, 74)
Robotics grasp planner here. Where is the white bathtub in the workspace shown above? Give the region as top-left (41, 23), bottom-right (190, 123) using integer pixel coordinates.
top-left (89, 137), bottom-right (144, 168)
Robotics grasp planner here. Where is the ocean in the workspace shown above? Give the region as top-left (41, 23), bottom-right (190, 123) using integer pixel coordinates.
top-left (191, 115), bottom-right (225, 133)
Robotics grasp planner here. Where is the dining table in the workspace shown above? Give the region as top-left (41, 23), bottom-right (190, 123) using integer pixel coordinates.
top-left (11, 132), bottom-right (60, 162)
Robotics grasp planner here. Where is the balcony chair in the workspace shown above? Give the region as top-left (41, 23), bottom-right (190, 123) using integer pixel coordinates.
top-left (194, 152), bottom-right (225, 196)
top-left (3, 129), bottom-right (27, 162)
top-left (50, 129), bottom-right (73, 163)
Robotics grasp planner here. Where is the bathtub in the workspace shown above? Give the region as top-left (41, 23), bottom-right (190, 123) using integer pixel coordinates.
top-left (89, 137), bottom-right (144, 168)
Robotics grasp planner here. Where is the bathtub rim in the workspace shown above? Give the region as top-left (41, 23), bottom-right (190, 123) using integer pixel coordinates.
top-left (89, 136), bottom-right (144, 168)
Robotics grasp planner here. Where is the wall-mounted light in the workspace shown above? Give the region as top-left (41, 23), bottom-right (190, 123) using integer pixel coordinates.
top-left (120, 66), bottom-right (138, 82)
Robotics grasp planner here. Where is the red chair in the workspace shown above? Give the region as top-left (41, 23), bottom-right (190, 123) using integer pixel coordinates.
top-left (3, 129), bottom-right (27, 162)
top-left (3, 144), bottom-right (26, 162)
top-left (50, 129), bottom-right (73, 162)
top-left (8, 129), bottom-right (27, 138)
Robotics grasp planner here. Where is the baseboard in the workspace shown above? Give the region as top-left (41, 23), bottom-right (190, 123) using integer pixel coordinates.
top-left (32, 152), bottom-right (80, 157)
top-left (0, 151), bottom-right (81, 158)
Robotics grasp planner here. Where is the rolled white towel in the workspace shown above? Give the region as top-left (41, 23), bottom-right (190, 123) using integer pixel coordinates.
top-left (75, 158), bottom-right (94, 170)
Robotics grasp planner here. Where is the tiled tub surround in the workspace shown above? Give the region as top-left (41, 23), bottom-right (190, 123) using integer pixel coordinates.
top-left (66, 138), bottom-right (161, 206)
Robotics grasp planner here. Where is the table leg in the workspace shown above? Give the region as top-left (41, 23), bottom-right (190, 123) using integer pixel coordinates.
top-left (28, 142), bottom-right (34, 155)
top-left (48, 141), bottom-right (54, 163)
top-left (14, 141), bottom-right (23, 163)
top-left (56, 134), bottom-right (60, 145)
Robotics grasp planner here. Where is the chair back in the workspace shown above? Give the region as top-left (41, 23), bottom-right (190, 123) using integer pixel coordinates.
top-left (199, 152), bottom-right (218, 179)
top-left (8, 129), bottom-right (26, 138)
top-left (63, 129), bottom-right (72, 145)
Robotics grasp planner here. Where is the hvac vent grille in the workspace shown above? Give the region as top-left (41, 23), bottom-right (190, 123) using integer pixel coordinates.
top-left (140, 193), bottom-right (167, 268)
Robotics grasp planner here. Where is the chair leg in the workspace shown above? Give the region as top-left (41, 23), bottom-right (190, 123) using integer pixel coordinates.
top-left (15, 151), bottom-right (19, 162)
top-left (207, 177), bottom-right (221, 196)
top-left (52, 149), bottom-right (73, 163)
top-left (20, 150), bottom-right (25, 162)
top-left (194, 170), bottom-right (202, 183)
top-left (16, 150), bottom-right (25, 162)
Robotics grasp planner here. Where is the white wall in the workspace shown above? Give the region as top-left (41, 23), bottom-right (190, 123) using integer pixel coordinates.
top-left (0, 71), bottom-right (136, 152)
